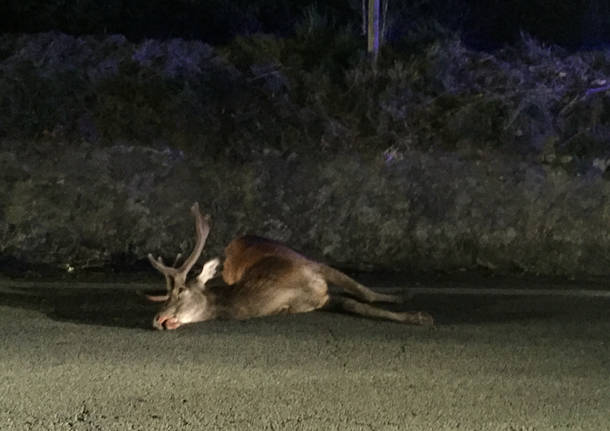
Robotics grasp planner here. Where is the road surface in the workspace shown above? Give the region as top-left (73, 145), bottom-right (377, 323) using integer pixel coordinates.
top-left (0, 277), bottom-right (608, 430)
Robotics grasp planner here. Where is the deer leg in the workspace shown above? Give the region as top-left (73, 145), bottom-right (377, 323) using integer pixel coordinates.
top-left (319, 265), bottom-right (408, 304)
top-left (355, 287), bottom-right (408, 304)
top-left (327, 296), bottom-right (433, 325)
top-left (337, 281), bottom-right (408, 304)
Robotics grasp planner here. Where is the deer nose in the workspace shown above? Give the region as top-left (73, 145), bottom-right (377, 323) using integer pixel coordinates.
top-left (153, 314), bottom-right (181, 330)
top-left (153, 314), bottom-right (169, 330)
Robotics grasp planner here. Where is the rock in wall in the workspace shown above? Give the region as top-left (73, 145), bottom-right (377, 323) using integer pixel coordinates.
top-left (1, 141), bottom-right (608, 277)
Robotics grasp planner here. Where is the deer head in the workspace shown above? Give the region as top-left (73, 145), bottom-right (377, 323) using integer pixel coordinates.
top-left (148, 203), bottom-right (220, 330)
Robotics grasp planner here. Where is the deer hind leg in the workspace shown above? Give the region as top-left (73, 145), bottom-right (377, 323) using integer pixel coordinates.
top-left (319, 265), bottom-right (407, 304)
top-left (350, 285), bottom-right (407, 304)
top-left (327, 296), bottom-right (433, 325)
top-left (334, 280), bottom-right (407, 304)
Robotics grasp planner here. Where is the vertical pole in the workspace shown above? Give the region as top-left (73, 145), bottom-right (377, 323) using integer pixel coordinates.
top-left (362, 0), bottom-right (367, 35)
top-left (367, 0), bottom-right (380, 65)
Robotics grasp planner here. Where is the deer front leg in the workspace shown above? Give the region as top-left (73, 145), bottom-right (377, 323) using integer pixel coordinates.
top-left (195, 258), bottom-right (221, 287)
top-left (327, 296), bottom-right (434, 325)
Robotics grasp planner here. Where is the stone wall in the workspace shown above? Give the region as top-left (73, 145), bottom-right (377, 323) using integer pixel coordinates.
top-left (1, 141), bottom-right (608, 277)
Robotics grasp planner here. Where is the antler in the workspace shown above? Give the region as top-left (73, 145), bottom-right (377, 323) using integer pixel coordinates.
top-left (148, 202), bottom-right (211, 285)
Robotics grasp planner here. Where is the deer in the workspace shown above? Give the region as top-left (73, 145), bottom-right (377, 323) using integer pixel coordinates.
top-left (146, 203), bottom-right (434, 330)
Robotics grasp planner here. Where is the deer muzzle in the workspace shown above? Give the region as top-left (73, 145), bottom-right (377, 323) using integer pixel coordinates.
top-left (153, 314), bottom-right (182, 330)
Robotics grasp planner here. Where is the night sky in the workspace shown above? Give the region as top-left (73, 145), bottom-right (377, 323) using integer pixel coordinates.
top-left (2, 0), bottom-right (610, 47)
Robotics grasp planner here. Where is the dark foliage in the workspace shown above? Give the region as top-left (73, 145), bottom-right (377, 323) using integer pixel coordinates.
top-left (1, 30), bottom-right (609, 170)
top-left (1, 1), bottom-right (609, 48)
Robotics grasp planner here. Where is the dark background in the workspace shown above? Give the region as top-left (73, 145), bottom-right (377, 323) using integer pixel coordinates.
top-left (1, 0), bottom-right (609, 48)
top-left (1, 1), bottom-right (609, 276)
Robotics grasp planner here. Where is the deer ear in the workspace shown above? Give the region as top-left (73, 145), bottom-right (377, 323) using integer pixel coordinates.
top-left (195, 258), bottom-right (220, 289)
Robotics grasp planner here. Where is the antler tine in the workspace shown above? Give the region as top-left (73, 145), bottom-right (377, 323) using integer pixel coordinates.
top-left (175, 202), bottom-right (211, 279)
top-left (147, 254), bottom-right (178, 277)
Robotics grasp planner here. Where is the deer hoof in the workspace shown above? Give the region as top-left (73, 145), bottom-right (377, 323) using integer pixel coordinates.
top-left (416, 312), bottom-right (434, 326)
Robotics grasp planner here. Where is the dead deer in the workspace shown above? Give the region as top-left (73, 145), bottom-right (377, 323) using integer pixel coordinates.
top-left (147, 203), bottom-right (434, 330)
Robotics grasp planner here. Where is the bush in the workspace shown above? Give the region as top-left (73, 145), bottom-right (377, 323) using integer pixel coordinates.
top-left (1, 30), bottom-right (609, 171)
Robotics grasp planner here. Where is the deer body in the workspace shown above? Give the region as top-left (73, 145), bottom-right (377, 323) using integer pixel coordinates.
top-left (148, 204), bottom-right (433, 330)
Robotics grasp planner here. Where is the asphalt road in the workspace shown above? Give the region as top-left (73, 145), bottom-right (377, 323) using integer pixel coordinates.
top-left (0, 278), bottom-right (608, 430)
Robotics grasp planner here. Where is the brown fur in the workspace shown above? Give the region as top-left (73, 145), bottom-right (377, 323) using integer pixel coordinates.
top-left (149, 206), bottom-right (434, 330)
top-left (222, 235), bottom-right (306, 284)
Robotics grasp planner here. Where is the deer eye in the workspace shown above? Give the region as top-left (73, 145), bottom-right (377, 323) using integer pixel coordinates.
top-left (176, 286), bottom-right (186, 295)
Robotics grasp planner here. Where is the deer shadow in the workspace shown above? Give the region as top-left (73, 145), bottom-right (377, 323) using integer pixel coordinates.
top-left (0, 282), bottom-right (594, 332)
top-left (0, 284), bottom-right (159, 329)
